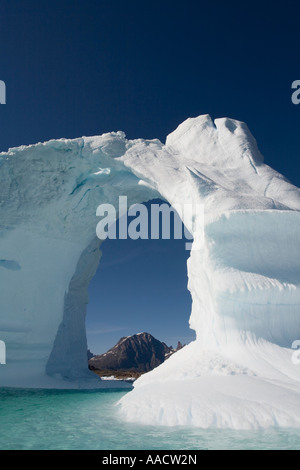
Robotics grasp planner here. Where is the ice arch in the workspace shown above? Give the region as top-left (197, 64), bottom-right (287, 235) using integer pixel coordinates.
top-left (0, 115), bottom-right (300, 428)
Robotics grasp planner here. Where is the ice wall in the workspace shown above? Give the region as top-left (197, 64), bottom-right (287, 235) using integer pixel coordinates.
top-left (0, 116), bottom-right (300, 428)
top-left (119, 116), bottom-right (300, 428)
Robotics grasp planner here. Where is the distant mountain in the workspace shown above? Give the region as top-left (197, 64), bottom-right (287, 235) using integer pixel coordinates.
top-left (87, 349), bottom-right (94, 360)
top-left (88, 332), bottom-right (184, 375)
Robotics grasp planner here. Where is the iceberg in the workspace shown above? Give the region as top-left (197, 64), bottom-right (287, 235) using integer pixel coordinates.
top-left (0, 115), bottom-right (299, 427)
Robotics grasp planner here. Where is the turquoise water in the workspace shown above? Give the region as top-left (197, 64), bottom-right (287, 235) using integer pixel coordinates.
top-left (0, 388), bottom-right (299, 450)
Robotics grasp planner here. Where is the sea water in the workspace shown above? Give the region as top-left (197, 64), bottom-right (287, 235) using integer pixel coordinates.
top-left (0, 388), bottom-right (299, 450)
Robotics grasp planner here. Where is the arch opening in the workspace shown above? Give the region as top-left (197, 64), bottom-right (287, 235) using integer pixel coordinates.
top-left (86, 198), bottom-right (195, 377)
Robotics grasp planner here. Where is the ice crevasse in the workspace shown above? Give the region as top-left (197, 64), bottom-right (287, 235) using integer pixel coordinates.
top-left (0, 115), bottom-right (299, 429)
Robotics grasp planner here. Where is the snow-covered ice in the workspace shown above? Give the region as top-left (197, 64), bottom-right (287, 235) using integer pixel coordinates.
top-left (0, 115), bottom-right (299, 427)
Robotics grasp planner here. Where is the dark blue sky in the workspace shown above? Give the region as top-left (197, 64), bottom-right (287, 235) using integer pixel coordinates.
top-left (0, 1), bottom-right (299, 352)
